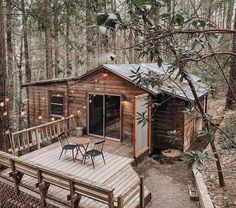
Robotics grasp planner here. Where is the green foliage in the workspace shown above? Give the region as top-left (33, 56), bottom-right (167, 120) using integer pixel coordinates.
top-left (130, 66), bottom-right (163, 89)
top-left (185, 150), bottom-right (214, 169)
top-left (166, 130), bottom-right (182, 145)
top-left (172, 13), bottom-right (185, 26)
top-left (198, 128), bottom-right (215, 143)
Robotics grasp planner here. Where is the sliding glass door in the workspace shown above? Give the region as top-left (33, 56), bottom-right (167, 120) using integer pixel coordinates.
top-left (88, 94), bottom-right (120, 140)
top-left (89, 95), bottom-right (104, 136)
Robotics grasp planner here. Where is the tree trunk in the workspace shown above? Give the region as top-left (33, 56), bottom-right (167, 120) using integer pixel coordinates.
top-left (0, 0), bottom-right (9, 151)
top-left (186, 74), bottom-right (225, 187)
top-left (66, 15), bottom-right (70, 77)
top-left (226, 0), bottom-right (234, 29)
top-left (6, 0), bottom-right (13, 144)
top-left (45, 0), bottom-right (53, 79)
top-left (21, 0), bottom-right (31, 82)
top-left (226, 11), bottom-right (236, 109)
top-left (53, 3), bottom-right (59, 78)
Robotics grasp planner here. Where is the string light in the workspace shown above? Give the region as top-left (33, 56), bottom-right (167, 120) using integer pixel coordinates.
top-left (42, 97), bottom-right (45, 100)
top-left (83, 84), bottom-right (86, 88)
top-left (70, 114), bottom-right (74, 117)
top-left (5, 97), bottom-right (10, 102)
top-left (51, 117), bottom-right (55, 121)
top-left (83, 105), bottom-right (86, 109)
top-left (89, 99), bottom-right (92, 103)
top-left (96, 87), bottom-right (99, 90)
top-left (3, 111), bottom-right (7, 116)
top-left (71, 90), bottom-right (74, 94)
top-left (0, 102), bottom-right (4, 107)
top-left (38, 115), bottom-right (42, 120)
top-left (77, 110), bottom-right (80, 113)
top-left (102, 72), bottom-right (108, 78)
top-left (5, 130), bottom-right (10, 135)
top-left (21, 111), bottom-right (25, 116)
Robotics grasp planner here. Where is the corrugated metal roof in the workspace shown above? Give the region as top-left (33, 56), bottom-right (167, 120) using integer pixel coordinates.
top-left (22, 63), bottom-right (210, 101)
top-left (103, 63), bottom-right (210, 101)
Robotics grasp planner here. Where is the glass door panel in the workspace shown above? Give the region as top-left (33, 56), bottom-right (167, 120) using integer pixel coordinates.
top-left (89, 94), bottom-right (104, 136)
top-left (105, 95), bottom-right (120, 139)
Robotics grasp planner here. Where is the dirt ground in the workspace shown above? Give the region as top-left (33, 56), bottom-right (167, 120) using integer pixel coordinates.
top-left (202, 98), bottom-right (236, 208)
top-left (135, 157), bottom-right (199, 208)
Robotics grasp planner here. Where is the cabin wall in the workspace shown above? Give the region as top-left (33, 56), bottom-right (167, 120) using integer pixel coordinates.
top-left (27, 83), bottom-right (69, 127)
top-left (152, 95), bottom-right (205, 152)
top-left (183, 96), bottom-right (205, 151)
top-left (152, 97), bottom-right (185, 151)
top-left (68, 69), bottom-right (146, 143)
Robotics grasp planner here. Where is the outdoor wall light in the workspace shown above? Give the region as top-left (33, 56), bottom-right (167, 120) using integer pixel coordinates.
top-left (121, 93), bottom-right (127, 101)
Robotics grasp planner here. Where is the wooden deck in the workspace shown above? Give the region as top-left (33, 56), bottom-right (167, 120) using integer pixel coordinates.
top-left (0, 137), bottom-right (150, 208)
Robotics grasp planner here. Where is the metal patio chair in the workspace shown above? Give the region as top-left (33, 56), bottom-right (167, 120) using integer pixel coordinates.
top-left (83, 140), bottom-right (106, 169)
top-left (58, 132), bottom-right (77, 162)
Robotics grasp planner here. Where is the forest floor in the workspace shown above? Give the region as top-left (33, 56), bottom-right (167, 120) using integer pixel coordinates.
top-left (135, 157), bottom-right (199, 208)
top-left (202, 98), bottom-right (236, 208)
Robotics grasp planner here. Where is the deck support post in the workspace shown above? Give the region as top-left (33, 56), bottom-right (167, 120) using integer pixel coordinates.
top-left (108, 190), bottom-right (114, 208)
top-left (68, 180), bottom-right (81, 208)
top-left (9, 159), bottom-right (23, 194)
top-left (36, 169), bottom-right (50, 207)
top-left (139, 176), bottom-right (144, 208)
top-left (117, 195), bottom-right (124, 208)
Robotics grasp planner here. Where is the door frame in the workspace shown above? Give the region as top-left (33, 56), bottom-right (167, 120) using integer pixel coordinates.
top-left (87, 92), bottom-right (122, 141)
top-left (133, 93), bottom-right (151, 158)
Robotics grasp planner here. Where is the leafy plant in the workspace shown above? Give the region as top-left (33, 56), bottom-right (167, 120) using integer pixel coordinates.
top-left (185, 150), bottom-right (215, 169)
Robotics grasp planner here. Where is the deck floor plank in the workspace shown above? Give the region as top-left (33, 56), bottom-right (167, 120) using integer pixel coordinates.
top-left (0, 137), bottom-right (150, 208)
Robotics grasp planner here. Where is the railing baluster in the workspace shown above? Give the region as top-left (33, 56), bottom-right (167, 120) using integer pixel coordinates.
top-left (10, 116), bottom-right (74, 155)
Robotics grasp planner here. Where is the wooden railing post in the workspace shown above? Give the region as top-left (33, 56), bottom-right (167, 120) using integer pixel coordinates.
top-left (140, 176), bottom-right (144, 208)
top-left (67, 180), bottom-right (81, 208)
top-left (9, 159), bottom-right (23, 194)
top-left (36, 169), bottom-right (50, 207)
top-left (108, 190), bottom-right (114, 208)
top-left (117, 195), bottom-right (124, 208)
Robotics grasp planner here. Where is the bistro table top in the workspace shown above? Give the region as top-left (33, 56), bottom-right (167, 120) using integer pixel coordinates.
top-left (73, 137), bottom-right (91, 145)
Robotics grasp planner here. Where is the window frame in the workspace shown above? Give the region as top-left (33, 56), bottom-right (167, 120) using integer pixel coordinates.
top-left (49, 91), bottom-right (65, 117)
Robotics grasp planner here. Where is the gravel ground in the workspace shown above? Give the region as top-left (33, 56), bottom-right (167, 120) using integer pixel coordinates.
top-left (135, 157), bottom-right (199, 208)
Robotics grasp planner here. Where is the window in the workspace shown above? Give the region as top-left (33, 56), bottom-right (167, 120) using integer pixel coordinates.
top-left (50, 92), bottom-right (64, 116)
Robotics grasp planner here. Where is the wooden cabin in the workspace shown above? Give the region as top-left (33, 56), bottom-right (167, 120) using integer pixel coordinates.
top-left (22, 63), bottom-right (209, 158)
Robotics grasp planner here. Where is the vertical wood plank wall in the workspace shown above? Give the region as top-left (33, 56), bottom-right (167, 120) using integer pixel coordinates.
top-left (152, 97), bottom-right (185, 151)
top-left (28, 83), bottom-right (69, 126)
top-left (68, 69), bottom-right (146, 143)
top-left (27, 68), bottom-right (146, 144)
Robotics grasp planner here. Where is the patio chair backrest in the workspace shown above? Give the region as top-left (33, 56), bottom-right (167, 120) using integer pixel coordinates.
top-left (58, 132), bottom-right (69, 147)
top-left (93, 140), bottom-right (105, 153)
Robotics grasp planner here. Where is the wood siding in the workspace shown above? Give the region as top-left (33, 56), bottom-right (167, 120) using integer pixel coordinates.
top-left (26, 67), bottom-right (205, 152)
top-left (152, 96), bottom-right (185, 151)
top-left (28, 83), bottom-right (69, 127)
top-left (68, 69), bottom-right (146, 143)
top-left (183, 97), bottom-right (204, 151)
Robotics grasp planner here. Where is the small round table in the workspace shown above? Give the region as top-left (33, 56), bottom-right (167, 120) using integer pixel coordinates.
top-left (74, 137), bottom-right (91, 162)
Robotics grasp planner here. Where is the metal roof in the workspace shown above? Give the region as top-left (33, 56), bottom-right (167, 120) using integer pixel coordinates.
top-left (22, 63), bottom-right (210, 101)
top-left (103, 63), bottom-right (210, 101)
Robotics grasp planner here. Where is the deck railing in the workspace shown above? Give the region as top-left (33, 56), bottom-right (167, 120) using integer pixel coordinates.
top-left (10, 116), bottom-right (76, 155)
top-left (117, 176), bottom-right (145, 208)
top-left (0, 151), bottom-right (115, 208)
